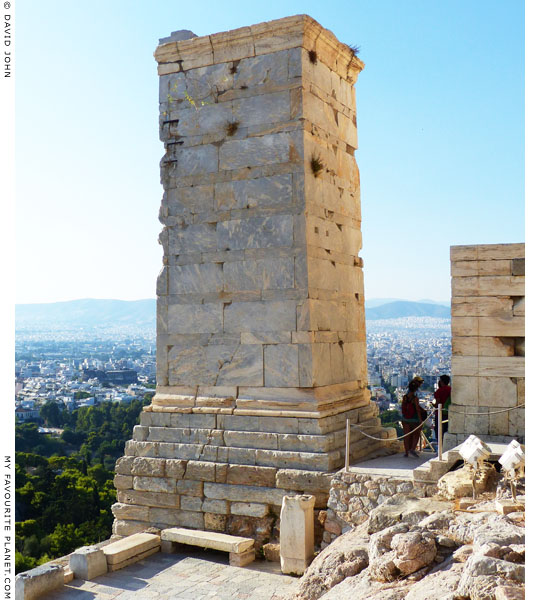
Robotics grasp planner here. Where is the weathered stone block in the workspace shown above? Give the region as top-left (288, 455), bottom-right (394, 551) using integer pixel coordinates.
top-left (224, 300), bottom-right (296, 332)
top-left (230, 502), bottom-right (269, 517)
top-left (223, 257), bottom-right (294, 292)
top-left (176, 144), bottom-right (218, 177)
top-left (169, 263), bottom-right (223, 294)
top-left (111, 503), bottom-right (150, 522)
top-left (217, 215), bottom-right (293, 251)
top-left (15, 564), bottom-right (64, 600)
top-left (202, 498), bottom-right (229, 514)
top-left (168, 223), bottom-right (218, 255)
top-left (149, 507), bottom-right (205, 529)
top-left (264, 344), bottom-right (300, 387)
top-left (164, 459), bottom-right (187, 479)
top-left (132, 457), bottom-right (166, 477)
top-left (69, 546), bottom-right (108, 580)
top-left (176, 480), bottom-right (204, 496)
top-left (168, 303), bottom-right (223, 334)
top-left (134, 476), bottom-right (176, 494)
top-left (215, 174), bottom-right (292, 211)
top-left (204, 482), bottom-right (288, 505)
top-left (226, 465), bottom-right (277, 487)
top-left (185, 460), bottom-right (216, 482)
top-left (118, 489), bottom-right (179, 508)
top-left (115, 456), bottom-right (135, 475)
top-left (276, 469), bottom-right (332, 492)
top-left (113, 474), bottom-right (133, 490)
top-left (205, 512), bottom-right (228, 531)
top-left (181, 495), bottom-right (203, 512)
top-left (219, 132), bottom-right (291, 170)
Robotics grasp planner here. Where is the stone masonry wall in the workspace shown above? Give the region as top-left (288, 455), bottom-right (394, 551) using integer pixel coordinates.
top-left (445, 243), bottom-right (525, 450)
top-left (113, 15), bottom-right (397, 543)
top-left (321, 470), bottom-right (438, 548)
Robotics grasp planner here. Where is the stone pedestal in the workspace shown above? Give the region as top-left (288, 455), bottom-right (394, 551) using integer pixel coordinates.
top-left (113, 14), bottom-right (391, 544)
top-left (280, 494), bottom-right (315, 575)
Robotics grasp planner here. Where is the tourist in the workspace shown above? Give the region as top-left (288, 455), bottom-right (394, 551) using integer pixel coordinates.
top-left (433, 374), bottom-right (451, 443)
top-left (401, 377), bottom-right (423, 457)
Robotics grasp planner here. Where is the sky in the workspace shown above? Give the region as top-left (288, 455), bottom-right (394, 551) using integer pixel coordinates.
top-left (13, 0), bottom-right (525, 304)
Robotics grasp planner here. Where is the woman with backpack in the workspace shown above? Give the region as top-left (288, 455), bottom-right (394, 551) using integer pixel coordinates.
top-left (401, 377), bottom-right (423, 457)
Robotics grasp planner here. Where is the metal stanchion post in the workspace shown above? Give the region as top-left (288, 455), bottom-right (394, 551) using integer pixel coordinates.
top-left (345, 418), bottom-right (350, 472)
top-left (437, 404), bottom-right (443, 461)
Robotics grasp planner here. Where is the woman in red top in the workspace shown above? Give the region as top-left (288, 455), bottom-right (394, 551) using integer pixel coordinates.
top-left (433, 375), bottom-right (451, 443)
top-left (401, 378), bottom-right (423, 457)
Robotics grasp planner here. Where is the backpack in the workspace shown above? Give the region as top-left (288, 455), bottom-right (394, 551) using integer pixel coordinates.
top-left (402, 396), bottom-right (416, 419)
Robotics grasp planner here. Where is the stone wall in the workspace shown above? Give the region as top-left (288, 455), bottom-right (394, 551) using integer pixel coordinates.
top-left (112, 15), bottom-right (396, 543)
top-left (321, 470), bottom-right (438, 548)
top-left (445, 243), bottom-right (525, 450)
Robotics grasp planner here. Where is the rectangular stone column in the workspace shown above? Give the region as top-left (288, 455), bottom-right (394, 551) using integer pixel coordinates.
top-left (446, 243), bottom-right (525, 450)
top-left (113, 15), bottom-right (394, 545)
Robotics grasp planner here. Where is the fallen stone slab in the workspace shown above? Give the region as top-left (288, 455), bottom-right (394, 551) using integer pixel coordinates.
top-left (102, 532), bottom-right (161, 571)
top-left (15, 564), bottom-right (64, 600)
top-left (161, 527), bottom-right (254, 566)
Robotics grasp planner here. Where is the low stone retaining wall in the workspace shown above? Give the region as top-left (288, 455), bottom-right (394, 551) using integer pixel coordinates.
top-left (321, 470), bottom-right (438, 548)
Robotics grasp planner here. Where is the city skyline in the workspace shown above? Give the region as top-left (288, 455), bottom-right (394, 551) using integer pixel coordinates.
top-left (13, 0), bottom-right (524, 304)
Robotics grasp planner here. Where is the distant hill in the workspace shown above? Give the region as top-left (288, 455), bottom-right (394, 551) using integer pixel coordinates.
top-left (16, 297), bottom-right (450, 330)
top-left (365, 298), bottom-right (450, 308)
top-left (16, 299), bottom-right (156, 330)
top-left (365, 300), bottom-right (450, 320)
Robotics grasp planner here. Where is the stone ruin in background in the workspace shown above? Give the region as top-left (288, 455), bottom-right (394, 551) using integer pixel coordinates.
top-left (111, 14), bottom-right (396, 546)
top-left (446, 243), bottom-right (525, 450)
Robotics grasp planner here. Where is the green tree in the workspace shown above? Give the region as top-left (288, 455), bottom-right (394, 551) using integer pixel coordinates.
top-left (39, 401), bottom-right (63, 427)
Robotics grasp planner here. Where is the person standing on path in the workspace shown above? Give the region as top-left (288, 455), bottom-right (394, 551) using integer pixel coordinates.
top-left (433, 374), bottom-right (451, 444)
top-left (401, 377), bottom-right (423, 457)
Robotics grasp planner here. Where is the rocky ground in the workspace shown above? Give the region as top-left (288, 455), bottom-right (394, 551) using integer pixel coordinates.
top-left (289, 468), bottom-right (525, 600)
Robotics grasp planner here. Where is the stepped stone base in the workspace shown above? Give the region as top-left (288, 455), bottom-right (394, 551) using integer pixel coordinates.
top-left (113, 397), bottom-right (393, 546)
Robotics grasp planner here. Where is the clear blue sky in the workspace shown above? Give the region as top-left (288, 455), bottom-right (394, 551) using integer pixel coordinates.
top-left (15, 0), bottom-right (524, 304)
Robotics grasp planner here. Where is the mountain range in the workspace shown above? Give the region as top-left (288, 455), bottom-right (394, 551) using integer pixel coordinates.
top-left (15, 298), bottom-right (450, 330)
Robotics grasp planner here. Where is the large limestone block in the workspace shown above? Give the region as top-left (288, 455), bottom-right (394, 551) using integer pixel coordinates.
top-left (223, 257), bottom-right (295, 292)
top-left (168, 303), bottom-right (222, 334)
top-left (102, 533), bottom-right (161, 566)
top-left (451, 260), bottom-right (512, 277)
top-left (224, 300), bottom-right (297, 332)
top-left (264, 344), bottom-right (300, 387)
top-left (217, 215), bottom-right (294, 251)
top-left (169, 263), bottom-right (223, 295)
top-left (69, 546), bottom-right (108, 580)
top-left (168, 223), bottom-right (218, 255)
top-left (450, 243), bottom-right (525, 261)
top-left (161, 527), bottom-right (254, 553)
top-left (234, 49), bottom-right (290, 88)
top-left (478, 376), bottom-right (517, 408)
top-left (452, 356), bottom-right (525, 378)
top-left (215, 173), bottom-right (293, 211)
top-left (452, 275), bottom-right (524, 297)
top-left (204, 482), bottom-right (288, 505)
top-left (452, 296), bottom-right (514, 318)
top-left (15, 565), bottom-right (64, 600)
top-left (219, 132), bottom-right (292, 170)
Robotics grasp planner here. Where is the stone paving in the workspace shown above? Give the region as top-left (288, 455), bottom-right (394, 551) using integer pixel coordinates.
top-left (41, 549), bottom-right (298, 599)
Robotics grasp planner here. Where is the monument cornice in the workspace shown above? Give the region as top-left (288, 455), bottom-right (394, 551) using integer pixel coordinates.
top-left (154, 14), bottom-right (364, 83)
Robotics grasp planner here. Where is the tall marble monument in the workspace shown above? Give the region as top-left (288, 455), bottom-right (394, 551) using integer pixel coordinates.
top-left (112, 15), bottom-right (394, 544)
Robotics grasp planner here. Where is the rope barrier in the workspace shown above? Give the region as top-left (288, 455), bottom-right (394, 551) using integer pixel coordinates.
top-left (350, 410), bottom-right (435, 442)
top-left (349, 402), bottom-right (524, 442)
top-left (446, 404), bottom-right (524, 416)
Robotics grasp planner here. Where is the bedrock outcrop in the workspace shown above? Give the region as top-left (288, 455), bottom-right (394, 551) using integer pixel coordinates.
top-left (289, 494), bottom-right (525, 600)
